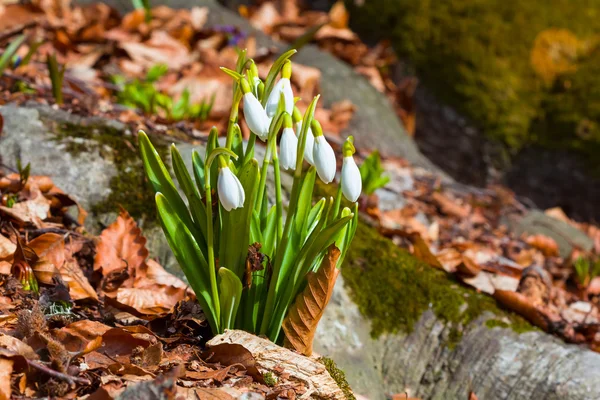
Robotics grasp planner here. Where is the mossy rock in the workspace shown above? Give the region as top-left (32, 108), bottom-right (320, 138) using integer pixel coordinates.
top-left (342, 223), bottom-right (532, 344)
top-left (345, 0), bottom-right (600, 158)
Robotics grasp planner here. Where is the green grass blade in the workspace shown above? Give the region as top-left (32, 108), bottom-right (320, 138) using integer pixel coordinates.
top-left (155, 193), bottom-right (218, 333)
top-left (0, 34), bottom-right (26, 76)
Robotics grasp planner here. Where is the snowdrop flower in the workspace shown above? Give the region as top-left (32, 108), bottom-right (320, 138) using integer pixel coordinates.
top-left (311, 120), bottom-right (336, 184)
top-left (294, 107), bottom-right (314, 165)
top-left (280, 114), bottom-right (298, 171)
top-left (217, 156), bottom-right (245, 211)
top-left (266, 60), bottom-right (294, 118)
top-left (241, 79), bottom-right (270, 140)
top-left (341, 136), bottom-right (362, 202)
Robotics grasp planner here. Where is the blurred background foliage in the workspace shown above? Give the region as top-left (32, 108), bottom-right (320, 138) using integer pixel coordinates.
top-left (345, 0), bottom-right (600, 163)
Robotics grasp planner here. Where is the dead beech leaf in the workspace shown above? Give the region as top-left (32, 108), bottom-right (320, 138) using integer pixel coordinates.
top-left (283, 246), bottom-right (341, 356)
top-left (116, 287), bottom-right (182, 315)
top-left (493, 290), bottom-right (548, 330)
top-left (469, 392), bottom-right (479, 400)
top-left (27, 233), bottom-right (65, 272)
top-left (432, 192), bottom-right (470, 219)
top-left (0, 358), bottom-right (12, 400)
top-left (328, 1), bottom-right (349, 29)
top-left (409, 233), bottom-right (444, 270)
top-left (0, 187), bottom-right (50, 227)
top-left (59, 259), bottom-right (98, 301)
top-left (202, 343), bottom-right (262, 382)
top-left (0, 236), bottom-right (15, 259)
top-left (94, 208), bottom-right (148, 291)
top-left (120, 30), bottom-right (192, 69)
top-left (0, 334), bottom-right (38, 360)
top-left (525, 234), bottom-right (559, 257)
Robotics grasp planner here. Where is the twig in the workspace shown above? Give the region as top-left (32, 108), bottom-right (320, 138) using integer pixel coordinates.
top-left (26, 359), bottom-right (91, 386)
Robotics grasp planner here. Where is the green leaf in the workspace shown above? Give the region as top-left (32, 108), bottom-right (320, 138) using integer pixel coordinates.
top-left (171, 144), bottom-right (208, 249)
top-left (155, 193), bottom-right (219, 333)
top-left (262, 206), bottom-right (278, 258)
top-left (219, 159), bottom-right (260, 279)
top-left (138, 131), bottom-right (201, 243)
top-left (294, 166), bottom-right (317, 239)
top-left (0, 34), bottom-right (26, 76)
top-left (231, 124), bottom-right (244, 170)
top-left (218, 267), bottom-right (243, 331)
top-left (192, 150), bottom-right (206, 193)
top-left (146, 64), bottom-right (168, 82)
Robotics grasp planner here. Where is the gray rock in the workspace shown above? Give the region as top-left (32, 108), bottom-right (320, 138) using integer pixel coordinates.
top-left (511, 210), bottom-right (593, 258)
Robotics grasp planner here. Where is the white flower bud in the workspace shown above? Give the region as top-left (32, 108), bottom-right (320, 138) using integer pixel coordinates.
top-left (296, 121), bottom-right (314, 165)
top-left (341, 156), bottom-right (362, 202)
top-left (313, 135), bottom-right (336, 183)
top-left (279, 127), bottom-right (298, 171)
top-left (217, 166), bottom-right (245, 211)
top-left (243, 92), bottom-right (270, 140)
top-left (266, 78), bottom-right (294, 118)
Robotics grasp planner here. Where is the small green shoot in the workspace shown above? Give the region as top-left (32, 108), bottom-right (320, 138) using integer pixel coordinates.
top-left (359, 150), bottom-right (389, 195)
top-left (113, 65), bottom-right (214, 122)
top-left (574, 256), bottom-right (600, 288)
top-left (46, 53), bottom-right (66, 105)
top-left (132, 0), bottom-right (151, 23)
top-left (0, 34), bottom-right (26, 76)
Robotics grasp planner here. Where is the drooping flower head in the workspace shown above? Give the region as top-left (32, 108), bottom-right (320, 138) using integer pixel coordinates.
top-left (311, 120), bottom-right (336, 184)
top-left (266, 60), bottom-right (294, 118)
top-left (293, 106), bottom-right (314, 165)
top-left (217, 156), bottom-right (245, 211)
top-left (279, 113), bottom-right (298, 171)
top-left (341, 136), bottom-right (362, 202)
top-left (241, 78), bottom-right (270, 141)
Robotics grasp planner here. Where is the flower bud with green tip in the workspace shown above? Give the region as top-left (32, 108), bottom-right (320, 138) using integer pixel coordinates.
top-left (341, 136), bottom-right (362, 202)
top-left (279, 113), bottom-right (297, 171)
top-left (311, 119), bottom-right (336, 183)
top-left (266, 60), bottom-right (294, 117)
top-left (241, 78), bottom-right (269, 140)
top-left (248, 60), bottom-right (261, 94)
top-left (294, 106), bottom-right (314, 165)
top-left (217, 155), bottom-right (245, 211)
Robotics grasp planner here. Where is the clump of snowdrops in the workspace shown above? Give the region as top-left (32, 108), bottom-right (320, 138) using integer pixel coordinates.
top-left (139, 50), bottom-right (362, 342)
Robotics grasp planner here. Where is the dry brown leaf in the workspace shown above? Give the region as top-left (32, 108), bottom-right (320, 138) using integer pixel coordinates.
top-left (0, 187), bottom-right (50, 227)
top-left (0, 236), bottom-right (15, 259)
top-left (493, 290), bottom-right (548, 330)
top-left (525, 234), bottom-right (560, 257)
top-left (432, 192), bottom-right (470, 219)
top-left (249, 2), bottom-right (280, 33)
top-left (283, 246), bottom-right (341, 356)
top-left (409, 233), bottom-right (444, 270)
top-left (120, 30), bottom-right (192, 70)
top-left (0, 358), bottom-right (12, 400)
top-left (59, 259), bottom-right (98, 300)
top-left (27, 233), bottom-right (65, 272)
top-left (0, 334), bottom-right (38, 360)
top-left (116, 287), bottom-right (182, 315)
top-left (469, 392), bottom-right (478, 400)
top-left (202, 343), bottom-right (262, 382)
top-left (328, 1), bottom-right (349, 29)
top-left (435, 248), bottom-right (462, 273)
top-left (94, 208), bottom-right (148, 290)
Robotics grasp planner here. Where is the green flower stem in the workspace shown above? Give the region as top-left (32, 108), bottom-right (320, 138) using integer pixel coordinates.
top-left (225, 95), bottom-right (241, 153)
top-left (244, 134), bottom-right (257, 165)
top-left (271, 139), bottom-right (284, 241)
top-left (260, 96), bottom-right (319, 336)
top-left (203, 173), bottom-right (221, 333)
top-left (254, 113), bottom-right (285, 216)
top-left (330, 182), bottom-right (343, 224)
top-left (201, 150), bottom-right (238, 333)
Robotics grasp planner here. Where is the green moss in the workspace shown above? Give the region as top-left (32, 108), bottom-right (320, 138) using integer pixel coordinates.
top-left (346, 0), bottom-right (600, 161)
top-left (485, 319), bottom-right (510, 329)
top-left (342, 223), bottom-right (534, 347)
top-left (48, 119), bottom-right (170, 224)
top-left (263, 372), bottom-right (277, 387)
top-left (319, 357), bottom-right (356, 400)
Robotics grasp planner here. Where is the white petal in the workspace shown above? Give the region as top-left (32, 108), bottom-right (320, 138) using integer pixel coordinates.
top-left (266, 78), bottom-right (294, 118)
top-left (297, 121), bottom-right (314, 165)
top-left (243, 93), bottom-right (269, 140)
top-left (313, 136), bottom-right (336, 183)
top-left (218, 167), bottom-right (245, 211)
top-left (280, 127), bottom-right (298, 170)
top-left (342, 156), bottom-right (362, 202)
